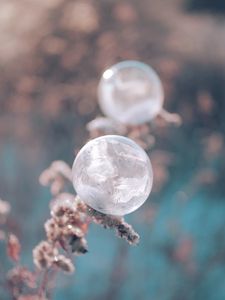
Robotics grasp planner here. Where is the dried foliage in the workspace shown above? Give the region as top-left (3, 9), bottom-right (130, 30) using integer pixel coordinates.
top-left (7, 267), bottom-right (37, 299)
top-left (0, 157), bottom-right (141, 298)
top-left (2, 1), bottom-right (214, 298)
top-left (7, 234), bottom-right (21, 262)
top-left (39, 161), bottom-right (72, 196)
top-left (87, 207), bottom-right (140, 245)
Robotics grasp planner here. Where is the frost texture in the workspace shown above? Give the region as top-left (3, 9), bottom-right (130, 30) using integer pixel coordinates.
top-left (72, 135), bottom-right (153, 215)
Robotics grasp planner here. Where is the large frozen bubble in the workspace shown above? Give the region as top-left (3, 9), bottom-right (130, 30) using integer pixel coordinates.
top-left (72, 135), bottom-right (153, 215)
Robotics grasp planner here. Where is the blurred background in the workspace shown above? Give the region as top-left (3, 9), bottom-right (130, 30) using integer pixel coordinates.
top-left (0, 0), bottom-right (225, 299)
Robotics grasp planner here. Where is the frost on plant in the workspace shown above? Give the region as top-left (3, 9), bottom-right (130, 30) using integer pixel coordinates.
top-left (0, 60), bottom-right (181, 299)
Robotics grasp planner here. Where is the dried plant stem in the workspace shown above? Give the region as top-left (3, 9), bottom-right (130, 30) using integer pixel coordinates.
top-left (38, 269), bottom-right (50, 298)
top-left (87, 207), bottom-right (140, 245)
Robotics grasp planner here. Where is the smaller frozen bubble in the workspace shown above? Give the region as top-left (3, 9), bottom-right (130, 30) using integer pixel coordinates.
top-left (98, 60), bottom-right (164, 125)
top-left (72, 135), bottom-right (153, 216)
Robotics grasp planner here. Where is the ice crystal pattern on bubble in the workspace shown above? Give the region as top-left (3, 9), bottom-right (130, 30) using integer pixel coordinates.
top-left (72, 135), bottom-right (153, 215)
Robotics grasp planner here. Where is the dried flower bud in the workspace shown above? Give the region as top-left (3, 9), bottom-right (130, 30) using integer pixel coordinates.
top-left (63, 224), bottom-right (84, 238)
top-left (44, 218), bottom-right (60, 242)
top-left (158, 109), bottom-right (182, 126)
top-left (39, 168), bottom-right (57, 186)
top-left (69, 236), bottom-right (88, 254)
top-left (7, 266), bottom-right (37, 297)
top-left (33, 241), bottom-right (58, 270)
top-left (39, 161), bottom-right (72, 195)
top-left (50, 177), bottom-right (65, 196)
top-left (50, 194), bottom-right (89, 237)
top-left (0, 199), bottom-right (10, 223)
top-left (88, 208), bottom-right (140, 245)
top-left (50, 161), bottom-right (72, 181)
top-left (40, 161), bottom-right (72, 184)
top-left (50, 193), bottom-right (77, 218)
top-left (116, 222), bottom-right (140, 245)
top-left (7, 234), bottom-right (21, 262)
top-left (54, 255), bottom-right (75, 273)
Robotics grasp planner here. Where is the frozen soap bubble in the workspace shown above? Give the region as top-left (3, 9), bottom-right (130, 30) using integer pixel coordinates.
top-left (98, 60), bottom-right (164, 125)
top-left (72, 135), bottom-right (153, 216)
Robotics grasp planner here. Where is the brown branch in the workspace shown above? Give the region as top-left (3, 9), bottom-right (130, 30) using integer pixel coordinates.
top-left (87, 207), bottom-right (140, 245)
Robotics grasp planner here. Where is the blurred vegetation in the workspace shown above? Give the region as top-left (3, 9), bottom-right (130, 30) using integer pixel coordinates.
top-left (0, 0), bottom-right (225, 299)
top-left (186, 0), bottom-right (225, 14)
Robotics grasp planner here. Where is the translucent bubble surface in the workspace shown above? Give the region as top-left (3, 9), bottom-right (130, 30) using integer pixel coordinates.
top-left (98, 60), bottom-right (164, 125)
top-left (72, 135), bottom-right (153, 216)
